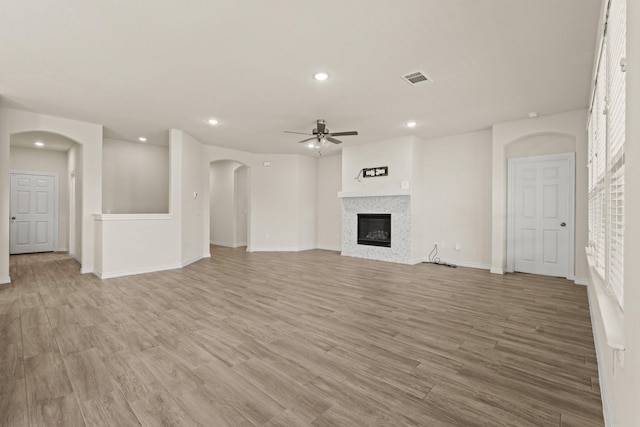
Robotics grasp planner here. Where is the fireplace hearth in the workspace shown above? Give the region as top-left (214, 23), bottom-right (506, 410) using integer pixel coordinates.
top-left (358, 213), bottom-right (391, 247)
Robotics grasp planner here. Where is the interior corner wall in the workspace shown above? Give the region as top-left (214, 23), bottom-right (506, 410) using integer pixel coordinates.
top-left (210, 160), bottom-right (242, 246)
top-left (10, 146), bottom-right (70, 251)
top-left (0, 108), bottom-right (102, 279)
top-left (491, 109), bottom-right (588, 279)
top-left (102, 138), bottom-right (169, 214)
top-left (421, 129), bottom-right (493, 267)
top-left (297, 155), bottom-right (317, 250)
top-left (316, 154), bottom-right (342, 251)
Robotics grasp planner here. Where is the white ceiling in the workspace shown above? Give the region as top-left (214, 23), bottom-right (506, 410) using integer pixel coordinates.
top-left (10, 131), bottom-right (76, 152)
top-left (0, 0), bottom-right (601, 155)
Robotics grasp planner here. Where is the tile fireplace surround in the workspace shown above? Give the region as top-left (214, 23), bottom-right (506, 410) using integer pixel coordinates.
top-left (339, 189), bottom-right (411, 264)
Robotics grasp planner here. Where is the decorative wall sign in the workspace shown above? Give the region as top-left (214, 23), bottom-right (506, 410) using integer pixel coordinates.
top-left (362, 166), bottom-right (388, 178)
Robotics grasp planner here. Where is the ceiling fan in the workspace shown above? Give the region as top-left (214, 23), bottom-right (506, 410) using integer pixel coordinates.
top-left (284, 119), bottom-right (358, 149)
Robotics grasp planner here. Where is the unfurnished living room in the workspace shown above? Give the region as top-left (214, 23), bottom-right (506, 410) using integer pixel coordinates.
top-left (0, 1), bottom-right (638, 426)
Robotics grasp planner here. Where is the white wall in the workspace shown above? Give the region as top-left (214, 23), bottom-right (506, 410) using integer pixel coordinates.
top-left (235, 166), bottom-right (248, 246)
top-left (68, 144), bottom-right (83, 260)
top-left (492, 109), bottom-right (588, 280)
top-left (210, 160), bottom-right (243, 246)
top-left (421, 129), bottom-right (493, 268)
top-left (297, 155), bottom-right (317, 250)
top-left (316, 154), bottom-right (342, 251)
top-left (181, 132), bottom-right (207, 264)
top-left (342, 136), bottom-right (414, 192)
top-left (0, 108), bottom-right (102, 281)
top-left (10, 146), bottom-right (70, 251)
top-left (102, 138), bottom-right (169, 214)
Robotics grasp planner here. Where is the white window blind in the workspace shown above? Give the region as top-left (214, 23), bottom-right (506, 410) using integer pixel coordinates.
top-left (587, 0), bottom-right (626, 308)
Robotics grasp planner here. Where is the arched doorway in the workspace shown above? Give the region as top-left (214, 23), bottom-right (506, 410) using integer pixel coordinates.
top-left (9, 131), bottom-right (82, 259)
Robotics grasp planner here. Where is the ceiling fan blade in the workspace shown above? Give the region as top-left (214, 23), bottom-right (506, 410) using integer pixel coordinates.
top-left (298, 137), bottom-right (317, 143)
top-left (316, 120), bottom-right (326, 134)
top-left (284, 131), bottom-right (313, 135)
top-left (327, 136), bottom-right (342, 144)
top-left (328, 131), bottom-right (358, 136)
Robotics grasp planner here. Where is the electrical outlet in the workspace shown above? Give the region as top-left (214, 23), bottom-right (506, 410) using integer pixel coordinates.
top-left (455, 242), bottom-right (460, 251)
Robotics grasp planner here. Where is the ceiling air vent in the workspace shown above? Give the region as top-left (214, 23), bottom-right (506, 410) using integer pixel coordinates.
top-left (402, 70), bottom-right (433, 86)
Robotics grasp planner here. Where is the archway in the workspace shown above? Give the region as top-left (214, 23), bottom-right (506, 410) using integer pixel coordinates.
top-left (8, 131), bottom-right (83, 261)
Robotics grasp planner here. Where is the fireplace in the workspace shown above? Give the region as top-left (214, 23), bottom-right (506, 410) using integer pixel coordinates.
top-left (357, 213), bottom-right (391, 247)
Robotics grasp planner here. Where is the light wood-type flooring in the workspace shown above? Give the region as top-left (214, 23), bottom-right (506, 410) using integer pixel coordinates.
top-left (1, 247), bottom-right (604, 426)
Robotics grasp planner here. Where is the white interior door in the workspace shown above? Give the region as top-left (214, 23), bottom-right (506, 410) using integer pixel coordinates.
top-left (10, 172), bottom-right (57, 254)
top-left (509, 154), bottom-right (573, 277)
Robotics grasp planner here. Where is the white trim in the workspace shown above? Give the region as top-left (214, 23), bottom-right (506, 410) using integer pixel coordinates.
top-left (181, 254), bottom-right (209, 268)
top-left (210, 240), bottom-right (246, 248)
top-left (80, 267), bottom-right (93, 274)
top-left (10, 170), bottom-right (59, 254)
top-left (93, 213), bottom-right (173, 221)
top-left (506, 153), bottom-right (576, 280)
top-left (0, 277), bottom-right (11, 285)
top-left (440, 260), bottom-right (491, 270)
top-left (56, 247), bottom-right (68, 252)
top-left (70, 253), bottom-right (81, 263)
top-left (95, 263), bottom-right (182, 279)
top-left (338, 189), bottom-right (411, 198)
top-left (574, 278), bottom-right (588, 286)
top-left (316, 245), bottom-right (341, 252)
top-left (586, 248), bottom-right (625, 350)
top-left (249, 246), bottom-right (315, 252)
top-left (490, 267), bottom-right (504, 275)
top-left (586, 283), bottom-right (614, 427)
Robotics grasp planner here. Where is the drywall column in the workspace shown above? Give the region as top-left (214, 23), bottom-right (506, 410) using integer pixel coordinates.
top-left (0, 114), bottom-right (10, 283)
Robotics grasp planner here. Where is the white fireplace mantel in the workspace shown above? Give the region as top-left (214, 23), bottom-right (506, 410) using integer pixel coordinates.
top-left (337, 188), bottom-right (411, 198)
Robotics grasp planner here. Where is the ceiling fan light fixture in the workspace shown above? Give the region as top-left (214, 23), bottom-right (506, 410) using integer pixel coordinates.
top-left (313, 72), bottom-right (329, 81)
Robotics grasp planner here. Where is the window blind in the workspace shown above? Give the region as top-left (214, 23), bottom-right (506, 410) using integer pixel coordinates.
top-left (587, 0), bottom-right (626, 308)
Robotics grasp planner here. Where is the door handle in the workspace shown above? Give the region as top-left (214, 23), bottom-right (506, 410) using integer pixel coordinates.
top-left (560, 222), bottom-right (566, 227)
top-left (10, 217), bottom-right (16, 220)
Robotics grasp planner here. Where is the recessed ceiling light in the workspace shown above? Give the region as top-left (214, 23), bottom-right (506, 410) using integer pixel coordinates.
top-left (207, 118), bottom-right (219, 125)
top-left (138, 137), bottom-right (147, 142)
top-left (406, 121), bottom-right (417, 128)
top-left (34, 141), bottom-right (44, 147)
top-left (313, 72), bottom-right (329, 81)
top-left (528, 112), bottom-right (539, 118)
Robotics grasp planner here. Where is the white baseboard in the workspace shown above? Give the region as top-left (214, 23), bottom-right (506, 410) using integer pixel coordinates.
top-left (80, 267), bottom-right (93, 274)
top-left (316, 245), bottom-right (341, 252)
top-left (181, 254), bottom-right (209, 268)
top-left (56, 247), bottom-right (68, 252)
top-left (96, 263), bottom-right (183, 280)
top-left (441, 259), bottom-right (491, 270)
top-left (0, 276), bottom-right (11, 285)
top-left (249, 247), bottom-right (310, 252)
top-left (574, 278), bottom-right (588, 286)
top-left (70, 253), bottom-right (81, 263)
top-left (490, 267), bottom-right (504, 275)
top-left (210, 240), bottom-right (245, 248)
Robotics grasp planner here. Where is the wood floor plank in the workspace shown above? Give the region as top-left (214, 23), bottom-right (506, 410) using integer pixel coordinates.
top-left (1, 248), bottom-right (604, 426)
